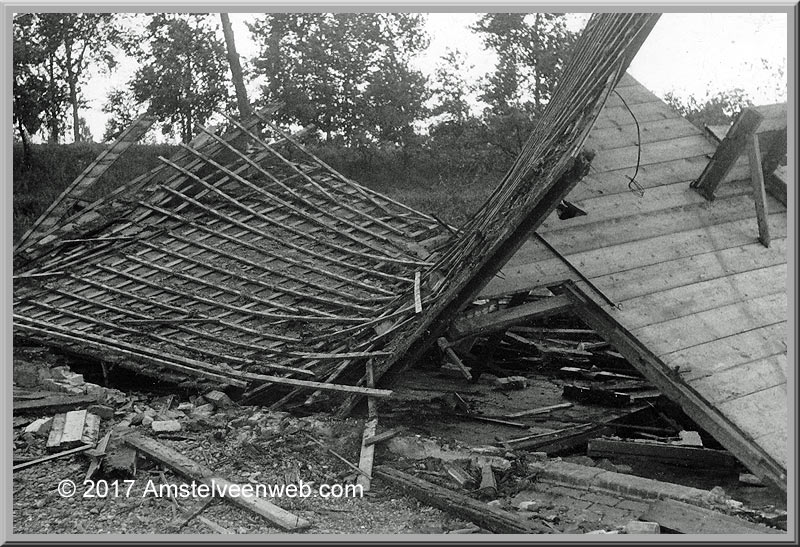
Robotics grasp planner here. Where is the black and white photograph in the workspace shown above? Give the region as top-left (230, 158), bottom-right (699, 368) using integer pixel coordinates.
top-left (6, 3), bottom-right (794, 539)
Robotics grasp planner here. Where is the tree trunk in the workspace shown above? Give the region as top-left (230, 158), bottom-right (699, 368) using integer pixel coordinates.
top-left (18, 119), bottom-right (31, 169)
top-left (69, 78), bottom-right (80, 143)
top-left (220, 13), bottom-right (252, 121)
top-left (47, 53), bottom-right (59, 144)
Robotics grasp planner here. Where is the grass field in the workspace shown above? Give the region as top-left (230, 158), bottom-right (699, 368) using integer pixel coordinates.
top-left (12, 142), bottom-right (508, 243)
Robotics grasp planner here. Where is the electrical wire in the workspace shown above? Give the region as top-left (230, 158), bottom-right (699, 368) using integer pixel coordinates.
top-left (613, 89), bottom-right (645, 197)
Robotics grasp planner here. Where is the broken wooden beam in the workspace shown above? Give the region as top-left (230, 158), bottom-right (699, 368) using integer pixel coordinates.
top-left (437, 337), bottom-right (472, 380)
top-left (46, 410), bottom-right (100, 451)
top-left (587, 438), bottom-right (738, 468)
top-left (13, 443), bottom-right (93, 472)
top-left (373, 465), bottom-right (548, 534)
top-left (363, 427), bottom-right (403, 446)
top-left (692, 107), bottom-right (764, 200)
top-left (13, 394), bottom-right (98, 415)
top-left (477, 463), bottom-right (497, 499)
top-left (124, 433), bottom-right (310, 531)
top-left (449, 295), bottom-right (573, 341)
top-left (356, 418), bottom-right (378, 492)
top-left (746, 132), bottom-right (771, 247)
top-left (505, 402), bottom-right (573, 419)
top-left (642, 498), bottom-right (782, 534)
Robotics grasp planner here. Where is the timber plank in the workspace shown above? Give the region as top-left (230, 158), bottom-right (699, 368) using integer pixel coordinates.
top-left (642, 498), bottom-right (783, 534)
top-left (450, 295), bottom-right (573, 340)
top-left (14, 394), bottom-right (98, 415)
top-left (479, 258), bottom-right (574, 299)
top-left (590, 134), bottom-right (716, 172)
top-left (594, 100), bottom-right (677, 129)
top-left (125, 433), bottom-right (310, 531)
top-left (540, 193), bottom-right (783, 256)
top-left (491, 214), bottom-right (787, 300)
top-left (689, 354), bottom-right (786, 404)
top-left (540, 178), bottom-right (752, 232)
top-left (614, 263), bottom-right (787, 329)
top-left (603, 83), bottom-right (665, 108)
top-left (591, 238), bottom-right (787, 302)
top-left (372, 466), bottom-right (544, 534)
top-left (587, 438), bottom-right (738, 468)
top-left (663, 322), bottom-right (787, 382)
top-left (585, 117), bottom-right (700, 150)
top-left (716, 384), bottom-right (786, 442)
top-left (566, 212), bottom-right (787, 279)
top-left (630, 292), bottom-right (787, 356)
top-left (752, 430), bottom-right (786, 468)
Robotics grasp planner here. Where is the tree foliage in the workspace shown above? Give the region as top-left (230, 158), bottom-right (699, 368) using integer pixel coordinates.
top-left (249, 13), bottom-right (430, 146)
top-left (470, 13), bottom-right (578, 158)
top-left (12, 14), bottom-right (50, 163)
top-left (665, 88), bottom-right (753, 129)
top-left (472, 13), bottom-right (577, 116)
top-left (126, 13), bottom-right (230, 143)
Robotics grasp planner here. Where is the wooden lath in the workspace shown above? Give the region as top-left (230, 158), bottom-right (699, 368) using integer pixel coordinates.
top-left (14, 113), bottom-right (156, 254)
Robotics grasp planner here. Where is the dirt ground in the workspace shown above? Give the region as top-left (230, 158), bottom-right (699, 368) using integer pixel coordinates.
top-left (11, 343), bottom-right (786, 535)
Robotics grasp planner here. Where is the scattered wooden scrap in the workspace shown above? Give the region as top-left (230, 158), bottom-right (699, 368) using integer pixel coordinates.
top-left (477, 463), bottom-right (497, 499)
top-left (13, 444), bottom-right (93, 472)
top-left (373, 465), bottom-right (549, 534)
top-left (587, 438), bottom-right (738, 468)
top-left (84, 430), bottom-right (113, 481)
top-left (357, 418), bottom-right (378, 491)
top-left (14, 394), bottom-right (97, 415)
top-left (562, 383), bottom-right (659, 406)
top-left (437, 337), bottom-right (472, 380)
top-left (443, 462), bottom-right (476, 489)
top-left (449, 295), bottom-right (573, 341)
top-left (46, 410), bottom-right (100, 451)
top-left (506, 403), bottom-right (573, 419)
top-left (363, 427), bottom-right (403, 447)
top-left (642, 499), bottom-right (783, 534)
top-left (125, 433), bottom-right (310, 531)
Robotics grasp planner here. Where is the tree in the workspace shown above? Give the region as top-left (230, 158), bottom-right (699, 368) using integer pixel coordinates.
top-left (128, 13), bottom-right (229, 143)
top-left (249, 13), bottom-right (430, 147)
top-left (12, 13), bottom-right (49, 164)
top-left (472, 13), bottom-right (577, 116)
top-left (220, 13), bottom-right (251, 120)
top-left (470, 13), bottom-right (578, 158)
top-left (102, 87), bottom-right (143, 141)
top-left (33, 13), bottom-right (123, 143)
top-left (429, 49), bottom-right (474, 124)
top-left (665, 88), bottom-right (753, 129)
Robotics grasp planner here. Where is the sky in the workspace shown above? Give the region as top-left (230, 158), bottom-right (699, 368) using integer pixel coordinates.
top-left (76, 12), bottom-right (789, 142)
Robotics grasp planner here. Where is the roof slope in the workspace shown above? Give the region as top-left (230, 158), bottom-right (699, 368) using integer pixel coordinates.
top-left (482, 73), bottom-right (788, 489)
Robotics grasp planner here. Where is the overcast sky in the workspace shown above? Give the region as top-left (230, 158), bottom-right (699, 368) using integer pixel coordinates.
top-left (79, 12), bottom-right (788, 142)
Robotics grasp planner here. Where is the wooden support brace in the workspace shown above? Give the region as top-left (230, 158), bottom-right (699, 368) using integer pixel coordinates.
top-left (437, 337), bottom-right (472, 380)
top-left (449, 295), bottom-right (573, 342)
top-left (356, 419), bottom-right (378, 492)
top-left (746, 133), bottom-right (771, 247)
top-left (692, 108), bottom-right (764, 200)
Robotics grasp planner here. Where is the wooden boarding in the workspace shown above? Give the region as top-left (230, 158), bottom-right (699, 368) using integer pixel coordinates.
top-left (449, 295), bottom-right (572, 341)
top-left (642, 499), bottom-right (783, 534)
top-left (587, 438), bottom-right (738, 468)
top-left (485, 74), bottom-right (788, 490)
top-left (125, 433), bottom-right (310, 531)
top-left (14, 394), bottom-right (97, 415)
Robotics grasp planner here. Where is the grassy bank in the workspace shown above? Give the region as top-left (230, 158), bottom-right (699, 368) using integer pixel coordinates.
top-left (12, 142), bottom-right (509, 242)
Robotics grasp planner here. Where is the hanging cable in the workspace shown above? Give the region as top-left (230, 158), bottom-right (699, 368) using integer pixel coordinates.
top-left (613, 89), bottom-right (645, 197)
